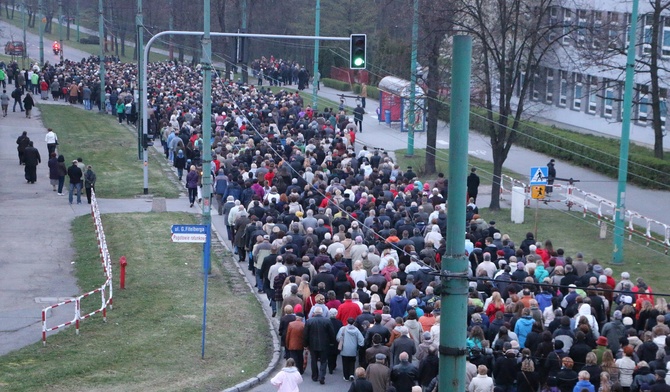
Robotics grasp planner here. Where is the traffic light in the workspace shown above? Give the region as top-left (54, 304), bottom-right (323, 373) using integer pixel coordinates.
top-left (350, 34), bottom-right (367, 70)
top-left (141, 133), bottom-right (154, 149)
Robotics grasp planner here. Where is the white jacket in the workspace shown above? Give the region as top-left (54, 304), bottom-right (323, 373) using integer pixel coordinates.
top-left (468, 374), bottom-right (494, 392)
top-left (270, 366), bottom-right (303, 392)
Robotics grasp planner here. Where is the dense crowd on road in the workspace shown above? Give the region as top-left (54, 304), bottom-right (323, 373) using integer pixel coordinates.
top-left (11, 55), bottom-right (670, 392)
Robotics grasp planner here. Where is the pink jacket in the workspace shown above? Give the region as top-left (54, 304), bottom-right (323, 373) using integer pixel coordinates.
top-left (270, 367), bottom-right (303, 392)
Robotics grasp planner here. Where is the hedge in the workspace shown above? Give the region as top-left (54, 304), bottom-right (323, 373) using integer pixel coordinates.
top-left (352, 83), bottom-right (381, 101)
top-left (321, 78), bottom-right (351, 91)
top-left (438, 103), bottom-right (670, 189)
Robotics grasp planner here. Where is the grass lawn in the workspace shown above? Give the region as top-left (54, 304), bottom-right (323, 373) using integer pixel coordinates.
top-left (0, 212), bottom-right (270, 392)
top-left (394, 148), bottom-right (522, 185)
top-left (482, 208), bottom-right (670, 292)
top-left (269, 85), bottom-right (346, 112)
top-left (38, 105), bottom-right (180, 198)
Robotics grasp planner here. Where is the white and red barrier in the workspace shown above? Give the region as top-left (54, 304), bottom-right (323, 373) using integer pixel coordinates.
top-left (42, 190), bottom-right (113, 345)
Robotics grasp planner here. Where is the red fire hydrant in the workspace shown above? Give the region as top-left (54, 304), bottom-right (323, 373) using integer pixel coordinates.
top-left (119, 256), bottom-right (127, 289)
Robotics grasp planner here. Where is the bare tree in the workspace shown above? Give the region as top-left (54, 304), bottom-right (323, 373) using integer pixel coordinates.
top-left (451, 0), bottom-right (571, 209)
top-left (419, 0), bottom-right (452, 175)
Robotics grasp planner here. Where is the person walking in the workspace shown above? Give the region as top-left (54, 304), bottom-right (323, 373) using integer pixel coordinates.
top-left (50, 78), bottom-right (60, 101)
top-left (23, 91), bottom-right (34, 119)
top-left (48, 153), bottom-right (59, 192)
top-left (11, 85), bottom-right (23, 112)
top-left (22, 141), bottom-right (41, 184)
top-left (467, 167), bottom-right (481, 203)
top-left (16, 131), bottom-right (30, 165)
top-left (116, 100), bottom-right (125, 123)
top-left (44, 128), bottom-right (58, 156)
top-left (186, 165), bottom-right (200, 207)
top-left (270, 358), bottom-right (303, 392)
top-left (67, 159), bottom-right (83, 204)
top-left (337, 317), bottom-right (365, 381)
top-left (84, 165), bottom-right (97, 204)
top-left (354, 103), bottom-right (365, 133)
top-left (547, 158), bottom-right (556, 194)
top-left (303, 306), bottom-right (336, 385)
top-left (349, 367), bottom-right (374, 392)
top-left (56, 154), bottom-right (66, 195)
top-left (0, 89), bottom-right (10, 116)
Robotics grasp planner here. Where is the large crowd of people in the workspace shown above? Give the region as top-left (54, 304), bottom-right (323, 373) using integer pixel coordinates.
top-left (12, 55), bottom-right (670, 392)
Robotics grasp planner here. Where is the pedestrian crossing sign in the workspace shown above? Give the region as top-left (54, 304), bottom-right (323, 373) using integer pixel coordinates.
top-left (529, 166), bottom-right (548, 185)
top-left (531, 185), bottom-right (546, 199)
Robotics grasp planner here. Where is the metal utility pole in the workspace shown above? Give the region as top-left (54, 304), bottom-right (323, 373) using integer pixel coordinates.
top-left (76, 0), bottom-right (80, 43)
top-left (200, 0), bottom-right (213, 360)
top-left (312, 0), bottom-right (320, 110)
top-left (38, 0), bottom-right (44, 64)
top-left (98, 0), bottom-right (105, 113)
top-left (137, 0), bottom-right (146, 184)
top-left (168, 0), bottom-right (173, 60)
top-left (406, 0), bottom-right (418, 156)
top-left (612, 0), bottom-right (639, 264)
top-left (22, 1), bottom-right (27, 67)
top-left (58, 0), bottom-right (63, 61)
top-left (240, 0), bottom-right (248, 84)
top-left (439, 35), bottom-right (472, 392)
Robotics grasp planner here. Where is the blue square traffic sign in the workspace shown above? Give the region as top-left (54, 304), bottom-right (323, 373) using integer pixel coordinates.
top-left (529, 166), bottom-right (549, 185)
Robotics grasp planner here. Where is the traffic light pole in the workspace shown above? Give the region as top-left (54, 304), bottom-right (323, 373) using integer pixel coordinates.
top-left (439, 35), bottom-right (472, 392)
top-left (98, 0), bottom-right (105, 114)
top-left (38, 0), bottom-right (43, 65)
top-left (407, 0), bottom-right (418, 157)
top-left (612, 0), bottom-right (639, 264)
top-left (140, 31), bottom-right (349, 194)
top-left (312, 0), bottom-right (320, 110)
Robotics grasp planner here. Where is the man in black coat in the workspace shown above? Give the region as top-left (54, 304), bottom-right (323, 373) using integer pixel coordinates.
top-left (467, 167), bottom-right (480, 202)
top-left (22, 141), bottom-right (41, 183)
top-left (303, 306), bottom-right (336, 384)
top-left (67, 159), bottom-right (83, 203)
top-left (16, 131), bottom-right (30, 165)
top-left (390, 351), bottom-right (419, 392)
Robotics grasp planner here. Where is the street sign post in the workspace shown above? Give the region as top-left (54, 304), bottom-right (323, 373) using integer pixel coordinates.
top-left (531, 185), bottom-right (546, 200)
top-left (530, 166), bottom-right (548, 185)
top-left (170, 223), bottom-right (211, 358)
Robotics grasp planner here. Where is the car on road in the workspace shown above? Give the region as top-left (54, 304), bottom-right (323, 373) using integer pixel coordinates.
top-left (4, 41), bottom-right (25, 56)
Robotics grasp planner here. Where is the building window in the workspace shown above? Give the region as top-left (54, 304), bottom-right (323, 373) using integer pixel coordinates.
top-left (638, 94), bottom-right (648, 123)
top-left (573, 74), bottom-right (583, 110)
top-left (546, 69), bottom-right (554, 104)
top-left (608, 12), bottom-right (620, 50)
top-left (643, 14), bottom-right (653, 55)
top-left (625, 13), bottom-right (631, 47)
top-left (662, 17), bottom-right (670, 57)
top-left (560, 71), bottom-right (568, 107)
top-left (604, 84), bottom-right (614, 118)
top-left (588, 77), bottom-right (598, 114)
top-left (533, 73), bottom-right (540, 100)
top-left (577, 10), bottom-right (587, 46)
top-left (563, 8), bottom-right (572, 45)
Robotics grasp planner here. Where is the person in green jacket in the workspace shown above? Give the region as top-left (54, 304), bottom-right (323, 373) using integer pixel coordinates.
top-left (116, 101), bottom-right (125, 124)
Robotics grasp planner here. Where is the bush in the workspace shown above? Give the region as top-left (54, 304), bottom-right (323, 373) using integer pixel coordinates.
top-left (322, 78), bottom-right (351, 91)
top-left (435, 104), bottom-right (670, 189)
top-left (353, 83), bottom-right (381, 100)
top-left (79, 37), bottom-right (100, 45)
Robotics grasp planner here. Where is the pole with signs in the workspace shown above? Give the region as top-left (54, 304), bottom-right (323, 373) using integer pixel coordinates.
top-left (529, 166), bottom-right (548, 240)
top-left (171, 224), bottom-right (210, 358)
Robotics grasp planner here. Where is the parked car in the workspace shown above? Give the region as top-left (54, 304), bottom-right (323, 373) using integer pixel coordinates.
top-left (4, 41), bottom-right (24, 56)
top-left (79, 37), bottom-right (100, 45)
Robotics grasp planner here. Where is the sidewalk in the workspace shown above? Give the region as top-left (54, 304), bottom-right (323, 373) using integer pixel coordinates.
top-left (310, 85), bottom-right (670, 228)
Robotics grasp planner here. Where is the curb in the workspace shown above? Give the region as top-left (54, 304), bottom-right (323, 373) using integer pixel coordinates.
top-left (210, 222), bottom-right (282, 392)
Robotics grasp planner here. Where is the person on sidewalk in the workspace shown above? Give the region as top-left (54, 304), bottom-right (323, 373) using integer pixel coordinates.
top-left (11, 85), bottom-right (23, 112)
top-left (16, 131), bottom-right (30, 165)
top-left (304, 306), bottom-right (336, 384)
top-left (467, 167), bottom-right (480, 203)
top-left (0, 89), bottom-right (10, 116)
top-left (84, 165), bottom-right (97, 204)
top-left (45, 128), bottom-right (58, 156)
top-left (547, 159), bottom-right (557, 194)
top-left (23, 141), bottom-right (41, 184)
top-left (186, 165), bottom-right (200, 207)
top-left (270, 358), bottom-right (303, 392)
top-left (354, 103), bottom-right (365, 133)
top-left (23, 92), bottom-right (34, 119)
top-left (67, 159), bottom-right (83, 204)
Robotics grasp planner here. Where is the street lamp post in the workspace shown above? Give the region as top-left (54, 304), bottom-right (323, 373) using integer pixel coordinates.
top-left (406, 0), bottom-right (418, 156)
top-left (312, 0), bottom-right (320, 111)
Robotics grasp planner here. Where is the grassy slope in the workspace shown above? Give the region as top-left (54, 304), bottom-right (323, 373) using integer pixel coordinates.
top-left (38, 105), bottom-right (179, 198)
top-left (0, 213), bottom-right (270, 391)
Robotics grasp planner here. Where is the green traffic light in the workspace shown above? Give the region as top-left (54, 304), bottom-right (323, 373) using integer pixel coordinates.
top-left (353, 58), bottom-right (365, 67)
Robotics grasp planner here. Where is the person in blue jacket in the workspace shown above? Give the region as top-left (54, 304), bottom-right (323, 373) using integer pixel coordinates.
top-left (514, 307), bottom-right (535, 348)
